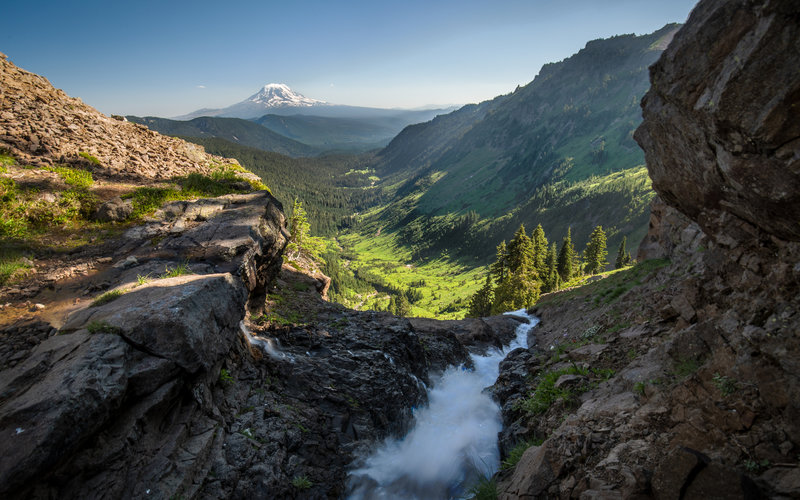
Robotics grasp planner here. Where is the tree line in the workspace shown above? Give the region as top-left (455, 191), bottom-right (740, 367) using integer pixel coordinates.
top-left (467, 223), bottom-right (633, 317)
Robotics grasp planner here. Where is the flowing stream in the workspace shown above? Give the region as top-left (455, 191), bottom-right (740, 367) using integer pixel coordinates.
top-left (346, 310), bottom-right (538, 499)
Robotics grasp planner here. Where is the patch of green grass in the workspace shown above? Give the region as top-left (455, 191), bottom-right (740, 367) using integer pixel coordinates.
top-left (673, 358), bottom-right (700, 378)
top-left (136, 273), bottom-right (151, 286)
top-left (466, 475), bottom-right (497, 500)
top-left (124, 186), bottom-right (185, 219)
top-left (292, 475), bottom-right (312, 490)
top-left (538, 258), bottom-right (670, 309)
top-left (633, 381), bottom-right (646, 395)
top-left (501, 438), bottom-right (544, 470)
top-left (515, 365), bottom-right (589, 415)
top-left (86, 320), bottom-right (123, 335)
top-left (78, 151), bottom-right (101, 165)
top-left (161, 262), bottom-right (192, 278)
top-left (0, 152), bottom-right (15, 172)
top-left (712, 372), bottom-right (738, 396)
top-left (515, 364), bottom-right (615, 416)
top-left (0, 249), bottom-right (32, 286)
top-left (91, 289), bottom-right (125, 307)
top-left (44, 165), bottom-right (94, 189)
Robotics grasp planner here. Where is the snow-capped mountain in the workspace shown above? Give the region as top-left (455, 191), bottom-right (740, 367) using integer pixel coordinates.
top-left (172, 84), bottom-right (456, 122)
top-left (174, 83), bottom-right (330, 120)
top-left (248, 83), bottom-right (326, 108)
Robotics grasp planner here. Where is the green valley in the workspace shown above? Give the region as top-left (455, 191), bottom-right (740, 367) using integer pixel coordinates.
top-left (135, 26), bottom-right (679, 320)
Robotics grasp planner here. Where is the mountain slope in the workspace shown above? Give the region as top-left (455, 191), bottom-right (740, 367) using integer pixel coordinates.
top-left (360, 24), bottom-right (680, 258)
top-left (254, 113), bottom-right (447, 152)
top-left (126, 115), bottom-right (320, 157)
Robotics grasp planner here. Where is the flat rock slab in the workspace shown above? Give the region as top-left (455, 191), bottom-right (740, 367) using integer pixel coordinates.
top-left (61, 273), bottom-right (247, 373)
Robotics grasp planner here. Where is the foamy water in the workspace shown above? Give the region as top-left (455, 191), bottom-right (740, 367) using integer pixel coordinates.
top-left (346, 311), bottom-right (538, 499)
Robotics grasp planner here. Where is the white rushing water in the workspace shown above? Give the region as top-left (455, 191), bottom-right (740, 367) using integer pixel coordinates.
top-left (347, 310), bottom-right (538, 499)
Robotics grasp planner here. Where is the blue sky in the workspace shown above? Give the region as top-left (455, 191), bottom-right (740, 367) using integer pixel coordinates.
top-left (2, 0), bottom-right (697, 117)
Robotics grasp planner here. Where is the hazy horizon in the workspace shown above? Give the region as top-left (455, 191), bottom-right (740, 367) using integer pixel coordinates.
top-left (2, 0), bottom-right (697, 117)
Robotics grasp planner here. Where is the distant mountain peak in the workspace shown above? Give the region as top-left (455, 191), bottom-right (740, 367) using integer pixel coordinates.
top-left (247, 83), bottom-right (326, 108)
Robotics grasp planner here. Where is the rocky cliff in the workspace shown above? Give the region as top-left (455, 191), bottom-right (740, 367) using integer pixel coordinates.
top-left (494, 0), bottom-right (800, 497)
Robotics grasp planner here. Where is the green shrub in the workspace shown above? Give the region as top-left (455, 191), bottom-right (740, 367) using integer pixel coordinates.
top-left (219, 368), bottom-right (234, 384)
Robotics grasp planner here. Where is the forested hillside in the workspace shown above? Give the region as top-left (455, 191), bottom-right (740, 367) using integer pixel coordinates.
top-left (187, 137), bottom-right (380, 235)
top-left (127, 115), bottom-right (321, 157)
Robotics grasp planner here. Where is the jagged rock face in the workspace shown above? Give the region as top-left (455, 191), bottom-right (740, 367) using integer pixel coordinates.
top-left (0, 53), bottom-right (237, 180)
top-left (634, 0), bottom-right (800, 243)
top-left (496, 1), bottom-right (800, 498)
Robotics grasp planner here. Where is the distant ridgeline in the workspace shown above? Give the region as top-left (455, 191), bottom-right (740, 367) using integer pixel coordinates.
top-left (358, 23), bottom-right (680, 261)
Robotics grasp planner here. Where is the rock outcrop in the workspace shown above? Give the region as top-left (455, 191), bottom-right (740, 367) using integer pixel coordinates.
top-left (634, 0), bottom-right (800, 243)
top-left (496, 0), bottom-right (800, 497)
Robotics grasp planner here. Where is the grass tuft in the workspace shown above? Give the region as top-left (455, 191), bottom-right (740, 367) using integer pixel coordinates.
top-left (91, 289), bottom-right (125, 307)
top-left (291, 475), bottom-right (312, 490)
top-left (78, 152), bottom-right (101, 165)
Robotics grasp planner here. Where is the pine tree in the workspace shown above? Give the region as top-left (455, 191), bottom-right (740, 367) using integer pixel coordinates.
top-left (490, 241), bottom-right (508, 283)
top-left (467, 274), bottom-right (494, 318)
top-left (389, 294), bottom-right (412, 317)
top-left (557, 227), bottom-right (576, 282)
top-left (531, 223), bottom-right (549, 278)
top-left (493, 223), bottom-right (541, 313)
top-left (492, 271), bottom-right (541, 314)
top-left (542, 242), bottom-right (560, 293)
top-left (506, 224), bottom-right (533, 274)
top-left (615, 236), bottom-right (629, 269)
top-left (287, 198), bottom-right (310, 259)
top-left (584, 225), bottom-right (608, 275)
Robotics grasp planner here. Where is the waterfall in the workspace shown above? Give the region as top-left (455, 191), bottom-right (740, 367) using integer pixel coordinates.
top-left (346, 310), bottom-right (538, 499)
top-left (240, 320), bottom-right (294, 361)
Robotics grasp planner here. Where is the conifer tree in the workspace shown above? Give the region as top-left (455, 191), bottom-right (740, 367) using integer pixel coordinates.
top-left (389, 294), bottom-right (412, 317)
top-left (557, 227), bottom-right (576, 282)
top-left (506, 224), bottom-right (533, 274)
top-left (615, 236), bottom-right (630, 269)
top-left (493, 223), bottom-right (541, 313)
top-left (584, 225), bottom-right (608, 275)
top-left (531, 224), bottom-right (548, 277)
top-left (490, 241), bottom-right (508, 282)
top-left (287, 198), bottom-right (310, 259)
top-left (467, 274), bottom-right (494, 318)
top-left (542, 242), bottom-right (560, 293)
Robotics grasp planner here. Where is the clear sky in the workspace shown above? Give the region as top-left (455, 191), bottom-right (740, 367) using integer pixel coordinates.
top-left (1, 0), bottom-right (697, 117)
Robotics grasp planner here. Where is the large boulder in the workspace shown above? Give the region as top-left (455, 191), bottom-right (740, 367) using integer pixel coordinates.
top-left (634, 0), bottom-right (800, 243)
top-left (61, 273), bottom-right (247, 373)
